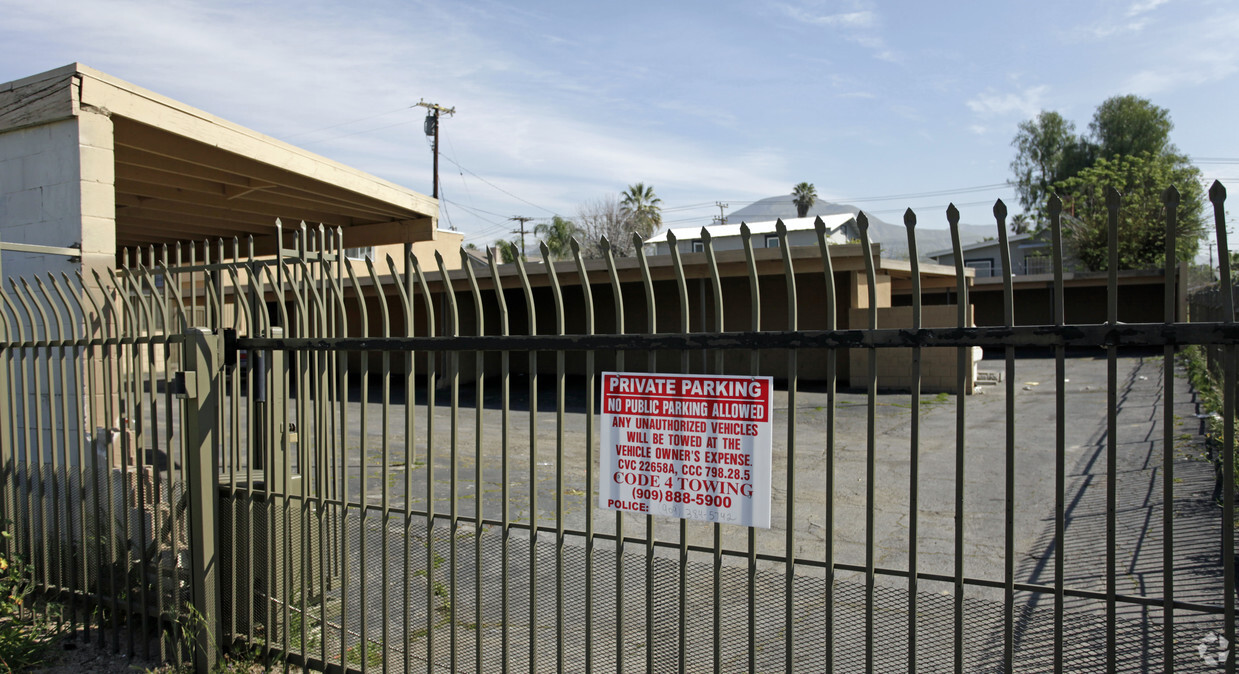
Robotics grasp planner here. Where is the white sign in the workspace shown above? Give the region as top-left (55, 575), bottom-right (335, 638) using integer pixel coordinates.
top-left (599, 372), bottom-right (773, 528)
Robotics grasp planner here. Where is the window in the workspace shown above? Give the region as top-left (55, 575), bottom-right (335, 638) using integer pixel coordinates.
top-left (765, 235), bottom-right (779, 249)
top-left (964, 258), bottom-right (994, 277)
top-left (1024, 256), bottom-right (1052, 275)
top-left (691, 240), bottom-right (705, 253)
top-left (344, 246), bottom-right (375, 261)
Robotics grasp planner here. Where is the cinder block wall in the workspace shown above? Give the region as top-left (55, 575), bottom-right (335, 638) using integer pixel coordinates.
top-left (1, 111), bottom-right (117, 444)
top-left (847, 304), bottom-right (976, 394)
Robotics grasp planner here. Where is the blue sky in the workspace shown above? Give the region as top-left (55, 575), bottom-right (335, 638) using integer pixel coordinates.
top-left (3, 0), bottom-right (1238, 249)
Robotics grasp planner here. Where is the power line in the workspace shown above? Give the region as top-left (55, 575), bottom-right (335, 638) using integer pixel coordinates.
top-left (439, 155), bottom-right (557, 215)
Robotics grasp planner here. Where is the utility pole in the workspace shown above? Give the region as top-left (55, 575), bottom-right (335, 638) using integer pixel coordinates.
top-left (509, 216), bottom-right (534, 260)
top-left (416, 100), bottom-right (455, 200)
top-left (714, 201), bottom-right (729, 225)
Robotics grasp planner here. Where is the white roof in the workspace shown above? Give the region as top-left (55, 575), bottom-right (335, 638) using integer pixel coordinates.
top-left (645, 213), bottom-right (855, 244)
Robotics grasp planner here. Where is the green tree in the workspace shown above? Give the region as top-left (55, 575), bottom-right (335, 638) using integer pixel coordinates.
top-left (534, 215), bottom-right (578, 260)
top-left (493, 239), bottom-right (521, 263)
top-left (1009, 111), bottom-right (1078, 218)
top-left (620, 183), bottom-right (662, 239)
top-left (792, 182), bottom-right (817, 218)
top-left (1010, 95), bottom-right (1204, 262)
top-left (1090, 95), bottom-right (1175, 160)
top-left (1054, 152), bottom-right (1204, 271)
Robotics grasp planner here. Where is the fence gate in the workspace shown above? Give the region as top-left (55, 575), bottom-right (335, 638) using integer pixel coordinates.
top-left (1, 187), bottom-right (1237, 673)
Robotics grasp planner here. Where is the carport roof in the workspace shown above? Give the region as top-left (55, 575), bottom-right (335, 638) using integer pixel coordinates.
top-left (0, 64), bottom-right (438, 252)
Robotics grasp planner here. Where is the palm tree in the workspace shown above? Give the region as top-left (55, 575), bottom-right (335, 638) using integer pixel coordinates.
top-left (534, 215), bottom-right (578, 260)
top-left (792, 182), bottom-right (817, 218)
top-left (621, 183), bottom-right (662, 239)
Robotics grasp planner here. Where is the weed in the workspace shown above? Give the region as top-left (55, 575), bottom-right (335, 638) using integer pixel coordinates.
top-left (346, 639), bottom-right (384, 668)
top-left (0, 532), bottom-right (60, 672)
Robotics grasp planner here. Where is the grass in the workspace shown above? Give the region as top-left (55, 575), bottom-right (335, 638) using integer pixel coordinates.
top-left (1178, 345), bottom-right (1239, 501)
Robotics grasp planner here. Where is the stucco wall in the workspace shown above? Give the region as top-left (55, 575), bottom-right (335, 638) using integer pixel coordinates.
top-left (847, 304), bottom-right (976, 394)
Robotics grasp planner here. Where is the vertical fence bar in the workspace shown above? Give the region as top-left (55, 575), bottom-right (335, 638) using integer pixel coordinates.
top-left (368, 258), bottom-right (395, 674)
top-left (634, 236), bottom-right (658, 674)
top-left (344, 260), bottom-right (372, 673)
top-left (903, 209), bottom-right (921, 673)
top-left (34, 278), bottom-right (70, 630)
top-left (946, 204), bottom-right (967, 674)
top-left (3, 282), bottom-right (37, 624)
top-left (10, 281), bottom-right (50, 624)
top-left (388, 249), bottom-right (415, 674)
top-left (411, 253), bottom-right (438, 673)
top-left (81, 274), bottom-right (116, 652)
top-left (858, 213), bottom-right (878, 673)
top-left (0, 287), bottom-right (12, 568)
top-left (55, 274), bottom-right (90, 643)
top-left (702, 229), bottom-right (724, 674)
top-left (570, 238), bottom-right (596, 674)
top-left (460, 250), bottom-right (487, 674)
top-left (485, 249), bottom-right (511, 673)
top-left (539, 243), bottom-right (568, 674)
top-left (776, 221), bottom-right (798, 671)
top-left (740, 223), bottom-right (760, 674)
top-left (995, 200), bottom-right (1016, 670)
top-left (1105, 187), bottom-right (1120, 674)
top-left (1161, 186), bottom-right (1179, 673)
top-left (813, 217), bottom-right (838, 671)
top-left (434, 252), bottom-right (461, 674)
top-left (514, 255), bottom-right (539, 673)
top-left (318, 235), bottom-right (333, 669)
top-left (1049, 195), bottom-right (1065, 674)
top-left (1209, 181), bottom-right (1236, 674)
top-left (167, 244), bottom-right (188, 666)
top-left (666, 231), bottom-right (690, 674)
top-left (600, 238), bottom-right (625, 673)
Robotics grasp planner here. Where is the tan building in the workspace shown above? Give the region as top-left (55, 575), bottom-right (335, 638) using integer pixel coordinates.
top-left (0, 63), bottom-right (456, 289)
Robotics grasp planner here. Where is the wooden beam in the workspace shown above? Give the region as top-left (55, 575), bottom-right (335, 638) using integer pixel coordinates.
top-left (112, 118), bottom-right (433, 220)
top-left (0, 66), bottom-right (76, 131)
top-left (116, 149), bottom-right (413, 220)
top-left (115, 177), bottom-right (361, 227)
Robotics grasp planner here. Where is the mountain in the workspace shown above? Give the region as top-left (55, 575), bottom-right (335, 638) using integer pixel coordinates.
top-left (723, 195), bottom-right (996, 261)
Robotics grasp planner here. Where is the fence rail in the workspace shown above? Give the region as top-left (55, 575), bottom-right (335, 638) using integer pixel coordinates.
top-left (0, 185), bottom-right (1236, 672)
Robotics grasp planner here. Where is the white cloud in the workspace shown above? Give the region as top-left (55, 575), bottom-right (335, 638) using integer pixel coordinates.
top-left (966, 85), bottom-right (1049, 118)
top-left (1127, 0), bottom-right (1170, 17)
top-left (780, 6), bottom-right (876, 28)
top-left (776, 1), bottom-right (898, 62)
top-left (1114, 8), bottom-right (1239, 95)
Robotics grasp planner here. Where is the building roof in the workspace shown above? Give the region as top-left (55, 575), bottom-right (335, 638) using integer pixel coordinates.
top-left (644, 213), bottom-right (855, 245)
top-left (923, 232), bottom-right (1035, 260)
top-left (1, 64), bottom-right (439, 253)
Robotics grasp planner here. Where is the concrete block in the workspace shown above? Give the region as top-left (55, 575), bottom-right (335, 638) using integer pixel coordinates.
top-left (39, 182), bottom-right (80, 223)
top-left (0, 128), bottom-right (36, 160)
top-left (78, 144), bottom-right (113, 186)
top-left (0, 157), bottom-right (20, 191)
top-left (3, 187), bottom-right (43, 224)
top-left (79, 179), bottom-right (114, 219)
top-left (79, 215), bottom-right (115, 255)
top-left (75, 113), bottom-right (114, 151)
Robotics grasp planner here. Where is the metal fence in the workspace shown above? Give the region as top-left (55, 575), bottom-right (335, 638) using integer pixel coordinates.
top-left (0, 183), bottom-right (1236, 673)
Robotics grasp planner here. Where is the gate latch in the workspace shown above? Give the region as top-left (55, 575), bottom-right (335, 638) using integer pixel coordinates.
top-left (171, 371), bottom-right (198, 400)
